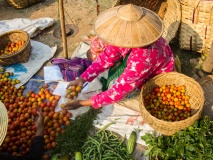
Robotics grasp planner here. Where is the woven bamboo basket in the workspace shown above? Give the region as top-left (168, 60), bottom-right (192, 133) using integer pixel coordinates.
top-left (0, 102), bottom-right (8, 146)
top-left (113, 0), bottom-right (181, 43)
top-left (139, 72), bottom-right (204, 136)
top-left (5, 0), bottom-right (42, 9)
top-left (179, 0), bottom-right (213, 53)
top-left (0, 30), bottom-right (31, 66)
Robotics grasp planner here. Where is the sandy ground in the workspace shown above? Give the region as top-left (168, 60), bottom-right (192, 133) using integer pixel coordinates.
top-left (0, 0), bottom-right (115, 75)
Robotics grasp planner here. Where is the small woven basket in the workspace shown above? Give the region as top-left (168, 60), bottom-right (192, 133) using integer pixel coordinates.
top-left (139, 72), bottom-right (204, 136)
top-left (113, 0), bottom-right (181, 43)
top-left (0, 30), bottom-right (31, 66)
top-left (179, 0), bottom-right (213, 53)
top-left (5, 0), bottom-right (42, 9)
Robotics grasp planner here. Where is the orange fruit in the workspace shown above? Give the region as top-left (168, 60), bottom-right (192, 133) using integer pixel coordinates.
top-left (63, 117), bottom-right (69, 122)
top-left (75, 86), bottom-right (82, 92)
top-left (51, 142), bottom-right (56, 148)
top-left (46, 94), bottom-right (51, 99)
top-left (62, 110), bottom-right (68, 115)
top-left (66, 112), bottom-right (72, 118)
top-left (46, 143), bottom-right (52, 150)
top-left (65, 121), bottom-right (71, 126)
top-left (53, 123), bottom-right (60, 128)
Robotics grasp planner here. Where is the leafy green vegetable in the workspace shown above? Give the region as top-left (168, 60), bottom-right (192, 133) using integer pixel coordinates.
top-left (53, 107), bottom-right (101, 157)
top-left (141, 116), bottom-right (213, 160)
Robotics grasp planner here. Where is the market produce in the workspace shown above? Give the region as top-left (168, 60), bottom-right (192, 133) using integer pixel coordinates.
top-left (143, 84), bottom-right (191, 121)
top-left (65, 85), bottom-right (82, 100)
top-left (75, 152), bottom-right (83, 160)
top-left (127, 131), bottom-right (137, 155)
top-left (81, 124), bottom-right (132, 159)
top-left (0, 41), bottom-right (25, 55)
top-left (141, 116), bottom-right (213, 160)
top-left (53, 107), bottom-right (100, 157)
top-left (0, 69), bottom-right (71, 157)
top-left (50, 154), bottom-right (70, 160)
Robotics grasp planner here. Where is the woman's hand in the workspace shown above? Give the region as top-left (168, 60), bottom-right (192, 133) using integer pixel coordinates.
top-left (33, 109), bottom-right (44, 136)
top-left (63, 99), bottom-right (93, 110)
top-left (63, 100), bottom-right (82, 110)
top-left (66, 77), bottom-right (86, 89)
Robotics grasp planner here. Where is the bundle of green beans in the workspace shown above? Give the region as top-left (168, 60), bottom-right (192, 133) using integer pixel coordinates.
top-left (82, 129), bottom-right (132, 160)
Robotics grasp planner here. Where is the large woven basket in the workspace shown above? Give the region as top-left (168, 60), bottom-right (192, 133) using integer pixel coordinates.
top-left (0, 102), bottom-right (8, 146)
top-left (0, 30), bottom-right (31, 66)
top-left (113, 0), bottom-right (181, 43)
top-left (140, 72), bottom-right (204, 136)
top-left (179, 0), bottom-right (213, 53)
top-left (5, 0), bottom-right (42, 9)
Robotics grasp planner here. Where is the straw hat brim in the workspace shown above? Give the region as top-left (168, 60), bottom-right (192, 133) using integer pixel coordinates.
top-left (94, 5), bottom-right (163, 48)
top-left (0, 101), bottom-right (8, 146)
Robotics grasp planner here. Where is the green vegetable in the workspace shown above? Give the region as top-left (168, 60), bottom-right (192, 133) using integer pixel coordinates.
top-left (60, 154), bottom-right (70, 160)
top-left (127, 131), bottom-right (137, 155)
top-left (53, 107), bottom-right (101, 157)
top-left (82, 123), bottom-right (132, 159)
top-left (75, 152), bottom-right (82, 160)
top-left (50, 154), bottom-right (59, 160)
top-left (141, 116), bottom-right (213, 160)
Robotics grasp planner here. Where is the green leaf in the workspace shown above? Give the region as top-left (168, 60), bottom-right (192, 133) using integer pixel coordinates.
top-left (185, 135), bottom-right (191, 142)
top-left (186, 145), bottom-right (195, 151)
top-left (178, 131), bottom-right (184, 136)
top-left (144, 146), bottom-right (154, 156)
top-left (193, 120), bottom-right (198, 128)
top-left (152, 148), bottom-right (162, 157)
top-left (199, 143), bottom-right (204, 149)
top-left (141, 133), bottom-right (152, 141)
top-left (166, 148), bottom-right (175, 157)
top-left (185, 151), bottom-right (193, 158)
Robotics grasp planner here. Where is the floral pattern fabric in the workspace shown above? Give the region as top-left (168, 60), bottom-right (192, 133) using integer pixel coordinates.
top-left (81, 37), bottom-right (175, 109)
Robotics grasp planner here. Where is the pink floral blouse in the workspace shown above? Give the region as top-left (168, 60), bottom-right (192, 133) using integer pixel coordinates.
top-left (81, 37), bottom-right (175, 109)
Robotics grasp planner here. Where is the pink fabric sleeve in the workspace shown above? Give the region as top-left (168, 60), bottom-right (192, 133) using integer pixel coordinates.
top-left (81, 46), bottom-right (122, 82)
top-left (91, 50), bottom-right (152, 109)
top-left (91, 38), bottom-right (174, 109)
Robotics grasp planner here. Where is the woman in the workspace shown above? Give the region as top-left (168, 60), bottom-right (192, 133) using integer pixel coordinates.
top-left (64, 4), bottom-right (174, 110)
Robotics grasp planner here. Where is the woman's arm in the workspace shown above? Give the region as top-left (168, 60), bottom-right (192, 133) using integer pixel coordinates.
top-left (91, 49), bottom-right (152, 108)
top-left (81, 45), bottom-right (122, 82)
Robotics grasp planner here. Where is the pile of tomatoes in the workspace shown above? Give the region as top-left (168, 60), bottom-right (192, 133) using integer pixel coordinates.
top-left (0, 41), bottom-right (25, 56)
top-left (143, 84), bottom-right (191, 121)
top-left (0, 69), bottom-right (71, 157)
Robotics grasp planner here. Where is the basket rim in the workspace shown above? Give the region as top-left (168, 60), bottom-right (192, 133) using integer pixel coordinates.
top-left (140, 72), bottom-right (205, 124)
top-left (0, 30), bottom-right (30, 59)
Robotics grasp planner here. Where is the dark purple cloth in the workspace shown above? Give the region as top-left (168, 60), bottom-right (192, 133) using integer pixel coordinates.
top-left (51, 57), bottom-right (92, 82)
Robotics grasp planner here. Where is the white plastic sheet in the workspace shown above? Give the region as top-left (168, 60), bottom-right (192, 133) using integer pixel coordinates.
top-left (0, 18), bottom-right (55, 37)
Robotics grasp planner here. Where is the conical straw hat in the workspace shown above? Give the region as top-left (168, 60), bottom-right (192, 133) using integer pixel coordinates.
top-left (94, 4), bottom-right (163, 48)
top-left (0, 101), bottom-right (8, 146)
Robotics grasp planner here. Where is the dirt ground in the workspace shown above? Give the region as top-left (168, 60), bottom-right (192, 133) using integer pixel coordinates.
top-left (0, 0), bottom-right (115, 76)
top-left (1, 0), bottom-right (211, 77)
